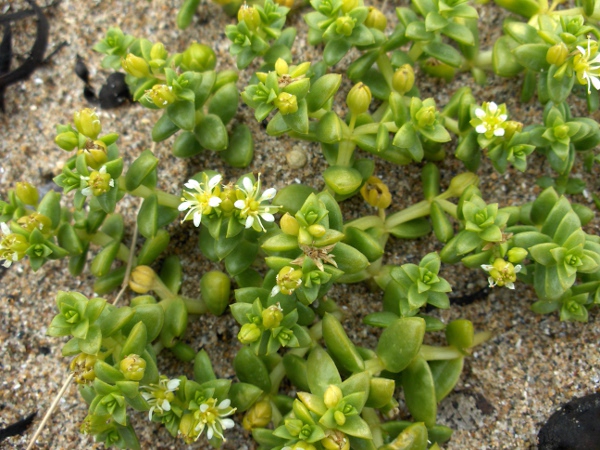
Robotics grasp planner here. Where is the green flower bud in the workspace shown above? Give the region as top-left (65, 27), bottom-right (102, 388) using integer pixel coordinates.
top-left (238, 4), bottom-right (261, 30)
top-left (324, 384), bottom-right (343, 409)
top-left (262, 303), bottom-right (284, 329)
top-left (346, 82), bottom-right (372, 116)
top-left (145, 84), bottom-right (177, 108)
top-left (333, 410), bottom-right (346, 426)
top-left (341, 0), bottom-right (358, 13)
top-left (150, 42), bottom-right (168, 63)
top-left (392, 64), bottom-right (415, 95)
top-left (280, 213), bottom-right (300, 235)
top-left (121, 53), bottom-right (151, 78)
top-left (335, 16), bottom-right (356, 37)
top-left (503, 120), bottom-right (522, 140)
top-left (15, 182), bottom-right (39, 206)
top-left (554, 124), bottom-right (570, 140)
top-left (238, 323), bottom-right (262, 344)
top-left (179, 413), bottom-right (200, 444)
top-left (181, 42), bottom-right (216, 72)
top-left (416, 105), bottom-right (436, 128)
top-left (73, 108), bottom-right (102, 139)
top-left (291, 442), bottom-right (317, 450)
top-left (274, 92), bottom-right (298, 115)
top-left (546, 42), bottom-right (568, 66)
top-left (129, 265), bottom-right (157, 294)
top-left (365, 7), bottom-right (387, 31)
top-left (78, 140), bottom-right (108, 170)
top-left (242, 399), bottom-right (272, 430)
top-left (119, 354), bottom-right (146, 381)
top-left (55, 131), bottom-right (79, 151)
top-left (507, 247), bottom-right (528, 264)
top-left (360, 176), bottom-right (391, 209)
top-left (70, 353), bottom-right (97, 384)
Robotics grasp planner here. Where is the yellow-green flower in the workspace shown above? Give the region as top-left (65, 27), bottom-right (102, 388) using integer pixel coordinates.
top-left (481, 258), bottom-right (521, 289)
top-left (80, 166), bottom-right (114, 197)
top-left (0, 222), bottom-right (28, 268)
top-left (179, 174), bottom-right (223, 227)
top-left (234, 174), bottom-right (278, 232)
top-left (573, 37), bottom-right (600, 94)
top-left (471, 102), bottom-right (508, 139)
top-left (191, 397), bottom-right (236, 441)
top-left (140, 376), bottom-right (181, 420)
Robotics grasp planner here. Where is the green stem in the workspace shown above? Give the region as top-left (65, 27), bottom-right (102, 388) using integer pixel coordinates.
top-left (118, 178), bottom-right (181, 209)
top-left (353, 121), bottom-right (398, 136)
top-left (571, 281), bottom-right (600, 295)
top-left (435, 198), bottom-right (458, 219)
top-left (472, 49), bottom-right (493, 72)
top-left (364, 356), bottom-right (386, 375)
top-left (384, 200), bottom-right (431, 229)
top-left (181, 296), bottom-right (208, 314)
top-left (376, 53), bottom-right (395, 89)
top-left (419, 345), bottom-right (463, 360)
top-left (442, 117), bottom-right (460, 135)
top-left (336, 139), bottom-right (357, 167)
top-left (344, 215), bottom-right (384, 231)
top-left (78, 229), bottom-right (132, 263)
top-left (407, 42), bottom-right (424, 63)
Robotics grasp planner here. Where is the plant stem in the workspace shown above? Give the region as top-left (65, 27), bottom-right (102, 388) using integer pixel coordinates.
top-left (344, 215), bottom-right (384, 231)
top-left (419, 345), bottom-right (463, 360)
top-left (384, 200), bottom-right (431, 229)
top-left (118, 178), bottom-right (181, 209)
top-left (181, 296), bottom-right (209, 314)
top-left (376, 52), bottom-right (394, 89)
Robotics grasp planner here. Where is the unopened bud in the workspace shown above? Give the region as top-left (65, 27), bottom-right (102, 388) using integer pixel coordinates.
top-left (274, 92), bottom-right (298, 115)
top-left (181, 42), bottom-right (216, 72)
top-left (546, 42), bottom-right (569, 66)
top-left (121, 53), bottom-right (151, 78)
top-left (79, 140), bottom-right (108, 170)
top-left (365, 7), bottom-right (387, 31)
top-left (119, 354), bottom-right (146, 381)
top-left (262, 303), bottom-right (284, 329)
top-left (280, 213), bottom-right (300, 235)
top-left (15, 182), bottom-right (39, 206)
top-left (145, 84), bottom-right (177, 108)
top-left (335, 16), bottom-right (356, 37)
top-left (238, 4), bottom-right (261, 30)
top-left (507, 247), bottom-right (528, 264)
top-left (150, 42), bottom-right (167, 62)
top-left (275, 58), bottom-right (289, 76)
top-left (341, 0), bottom-right (358, 13)
top-left (129, 265), bottom-right (157, 294)
top-left (346, 82), bottom-right (371, 116)
top-left (242, 400), bottom-right (272, 430)
top-left (73, 108), bottom-right (102, 139)
top-left (307, 223), bottom-right (326, 238)
top-left (416, 105), bottom-right (436, 128)
top-left (324, 384), bottom-right (343, 409)
top-left (392, 64), bottom-right (415, 94)
top-left (55, 131), bottom-right (79, 151)
top-left (503, 120), bottom-right (523, 140)
top-left (238, 323), bottom-right (261, 344)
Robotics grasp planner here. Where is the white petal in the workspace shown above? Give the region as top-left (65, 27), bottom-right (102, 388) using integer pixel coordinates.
top-left (207, 427), bottom-right (214, 440)
top-left (208, 174), bottom-right (222, 190)
top-left (474, 108), bottom-right (485, 118)
top-left (2, 259), bottom-right (12, 268)
top-left (591, 75), bottom-right (600, 91)
top-left (494, 128), bottom-right (505, 137)
top-left (81, 187), bottom-right (92, 196)
top-left (481, 264), bottom-right (493, 271)
top-left (221, 418), bottom-right (235, 429)
top-left (99, 166), bottom-right (107, 174)
top-left (218, 399), bottom-right (231, 409)
top-left (200, 403), bottom-right (209, 412)
top-left (260, 212), bottom-right (275, 222)
top-left (260, 188), bottom-right (277, 201)
top-left (488, 102), bottom-right (498, 113)
top-left (193, 211), bottom-right (202, 227)
top-left (488, 277), bottom-right (496, 288)
top-left (505, 282), bottom-right (515, 289)
top-left (475, 124), bottom-right (487, 134)
top-left (179, 201), bottom-right (193, 211)
top-left (498, 114), bottom-right (508, 121)
top-left (270, 285), bottom-right (281, 297)
top-left (234, 200), bottom-right (246, 210)
top-left (514, 264), bottom-right (522, 273)
top-left (208, 196), bottom-right (222, 207)
top-left (245, 216), bottom-right (254, 229)
top-left (185, 179), bottom-right (201, 190)
top-left (148, 407), bottom-right (155, 421)
top-left (141, 392), bottom-right (152, 400)
top-left (0, 223), bottom-right (10, 235)
top-left (167, 378), bottom-right (181, 390)
top-left (162, 400), bottom-right (171, 411)
top-left (242, 177), bottom-right (254, 193)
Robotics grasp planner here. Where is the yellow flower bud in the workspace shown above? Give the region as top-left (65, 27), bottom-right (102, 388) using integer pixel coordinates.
top-left (324, 384), bottom-right (343, 409)
top-left (322, 430), bottom-right (350, 450)
top-left (334, 410), bottom-right (346, 426)
top-left (78, 140), bottom-right (108, 170)
top-left (145, 84), bottom-right (177, 108)
top-left (70, 353), bottom-right (97, 384)
top-left (546, 42), bottom-right (569, 66)
top-left (150, 42), bottom-right (167, 62)
top-left (416, 105), bottom-right (436, 128)
top-left (73, 108), bottom-right (102, 139)
top-left (119, 354), bottom-right (147, 381)
top-left (503, 120), bottom-right (523, 140)
top-left (274, 92), bottom-right (298, 115)
top-left (121, 53), bottom-right (151, 78)
top-left (280, 213), bottom-right (300, 235)
top-left (365, 7), bottom-right (387, 31)
top-left (335, 16), bottom-right (356, 37)
top-left (507, 247), bottom-right (528, 264)
top-left (262, 303), bottom-right (284, 329)
top-left (346, 82), bottom-right (372, 116)
top-left (308, 223), bottom-right (326, 238)
top-left (238, 4), bottom-right (261, 30)
top-left (242, 400), bottom-right (272, 430)
top-left (341, 0), bottom-right (358, 13)
top-left (360, 176), bottom-right (391, 209)
top-left (392, 64), bottom-right (415, 94)
top-left (15, 182), bottom-right (39, 206)
top-left (275, 58), bottom-right (289, 76)
top-left (129, 265), bottom-right (157, 294)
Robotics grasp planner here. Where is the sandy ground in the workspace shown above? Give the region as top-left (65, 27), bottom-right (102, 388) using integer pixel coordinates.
top-left (1, 0), bottom-right (599, 449)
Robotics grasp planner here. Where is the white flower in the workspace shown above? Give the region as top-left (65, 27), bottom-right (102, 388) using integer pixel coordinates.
top-left (481, 258), bottom-right (522, 289)
top-left (141, 376), bottom-right (181, 420)
top-left (234, 174), bottom-right (278, 232)
top-left (0, 222), bottom-right (26, 268)
top-left (471, 101), bottom-right (508, 139)
top-left (193, 398), bottom-right (236, 441)
top-left (179, 174), bottom-right (223, 227)
top-left (574, 37), bottom-right (600, 94)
